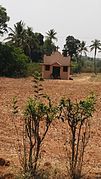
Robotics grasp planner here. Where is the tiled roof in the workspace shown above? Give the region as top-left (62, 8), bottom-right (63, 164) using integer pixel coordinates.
top-left (43, 51), bottom-right (70, 66)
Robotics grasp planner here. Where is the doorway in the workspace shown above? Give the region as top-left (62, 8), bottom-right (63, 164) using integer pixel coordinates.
top-left (52, 66), bottom-right (60, 79)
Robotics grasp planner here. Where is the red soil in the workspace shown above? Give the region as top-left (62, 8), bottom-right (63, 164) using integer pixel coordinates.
top-left (0, 77), bottom-right (101, 178)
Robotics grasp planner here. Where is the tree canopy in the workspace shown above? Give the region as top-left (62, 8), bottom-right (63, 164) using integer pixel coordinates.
top-left (79, 41), bottom-right (88, 56)
top-left (0, 4), bottom-right (101, 77)
top-left (90, 39), bottom-right (101, 74)
top-left (63, 36), bottom-right (81, 59)
top-left (0, 5), bottom-right (10, 35)
top-left (5, 21), bottom-right (44, 62)
top-left (46, 29), bottom-right (57, 42)
top-left (0, 43), bottom-right (29, 77)
top-left (44, 29), bottom-right (57, 56)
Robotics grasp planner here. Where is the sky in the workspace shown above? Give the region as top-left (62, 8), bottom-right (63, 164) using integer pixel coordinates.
top-left (1, 0), bottom-right (101, 57)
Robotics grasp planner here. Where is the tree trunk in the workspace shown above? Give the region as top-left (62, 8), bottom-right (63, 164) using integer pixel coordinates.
top-left (94, 49), bottom-right (97, 75)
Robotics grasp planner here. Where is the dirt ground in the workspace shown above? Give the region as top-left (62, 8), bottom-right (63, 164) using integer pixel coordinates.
top-left (0, 74), bottom-right (101, 178)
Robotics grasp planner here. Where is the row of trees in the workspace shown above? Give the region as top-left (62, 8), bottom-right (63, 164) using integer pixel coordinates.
top-left (0, 5), bottom-right (59, 77)
top-left (63, 36), bottom-right (101, 74)
top-left (0, 5), bottom-right (101, 76)
top-left (0, 4), bottom-right (58, 61)
top-left (5, 22), bottom-right (58, 61)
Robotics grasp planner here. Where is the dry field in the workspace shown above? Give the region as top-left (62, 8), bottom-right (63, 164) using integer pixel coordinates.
top-left (0, 74), bottom-right (101, 178)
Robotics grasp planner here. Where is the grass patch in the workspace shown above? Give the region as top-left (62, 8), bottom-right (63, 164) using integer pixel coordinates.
top-left (27, 63), bottom-right (42, 76)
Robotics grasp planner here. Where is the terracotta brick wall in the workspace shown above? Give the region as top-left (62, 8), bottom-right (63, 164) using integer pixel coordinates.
top-left (42, 65), bottom-right (70, 80)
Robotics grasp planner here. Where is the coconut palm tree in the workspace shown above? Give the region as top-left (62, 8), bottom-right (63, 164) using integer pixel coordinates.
top-left (24, 27), bottom-right (41, 60)
top-left (44, 29), bottom-right (57, 55)
top-left (6, 23), bottom-right (34, 58)
top-left (90, 39), bottom-right (101, 74)
top-left (5, 21), bottom-right (26, 47)
top-left (24, 27), bottom-right (35, 59)
top-left (79, 41), bottom-right (88, 56)
top-left (46, 29), bottom-right (57, 42)
top-left (77, 41), bottom-right (88, 73)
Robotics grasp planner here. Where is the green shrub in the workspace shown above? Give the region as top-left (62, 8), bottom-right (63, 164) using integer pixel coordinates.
top-left (0, 43), bottom-right (29, 77)
top-left (27, 63), bottom-right (41, 76)
top-left (12, 75), bottom-right (58, 177)
top-left (59, 94), bottom-right (95, 179)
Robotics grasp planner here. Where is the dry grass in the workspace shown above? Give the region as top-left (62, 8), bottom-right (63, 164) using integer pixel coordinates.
top-left (0, 74), bottom-right (101, 178)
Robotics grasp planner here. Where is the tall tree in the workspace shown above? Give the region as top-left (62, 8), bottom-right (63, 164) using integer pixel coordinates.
top-left (90, 39), bottom-right (101, 74)
top-left (32, 32), bottom-right (44, 61)
top-left (25, 30), bottom-right (44, 62)
top-left (44, 29), bottom-right (57, 55)
top-left (6, 23), bottom-right (44, 62)
top-left (0, 5), bottom-right (10, 36)
top-left (23, 27), bottom-right (36, 59)
top-left (43, 38), bottom-right (56, 56)
top-left (63, 36), bottom-right (81, 74)
top-left (46, 29), bottom-right (57, 42)
top-left (77, 41), bottom-right (88, 73)
top-left (63, 36), bottom-right (80, 60)
top-left (6, 21), bottom-right (26, 47)
top-left (79, 41), bottom-right (88, 56)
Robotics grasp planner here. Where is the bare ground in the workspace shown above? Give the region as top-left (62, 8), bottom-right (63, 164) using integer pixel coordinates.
top-left (0, 75), bottom-right (101, 178)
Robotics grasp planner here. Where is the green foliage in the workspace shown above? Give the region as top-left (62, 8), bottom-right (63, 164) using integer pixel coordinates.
top-left (79, 41), bottom-right (88, 57)
top-left (96, 60), bottom-right (101, 72)
top-left (12, 77), bottom-right (95, 179)
top-left (71, 62), bottom-right (79, 74)
top-left (46, 29), bottom-right (57, 42)
top-left (71, 56), bottom-right (101, 73)
top-left (0, 43), bottom-right (29, 77)
top-left (6, 21), bottom-right (26, 47)
top-left (32, 32), bottom-right (44, 62)
top-left (80, 58), bottom-right (93, 73)
top-left (0, 5), bottom-right (10, 36)
top-left (63, 36), bottom-right (81, 59)
top-left (27, 63), bottom-right (41, 76)
top-left (43, 29), bottom-right (57, 56)
top-left (23, 96), bottom-right (58, 176)
top-left (12, 75), bottom-right (58, 177)
top-left (43, 38), bottom-right (56, 56)
top-left (6, 22), bottom-right (44, 62)
top-left (59, 95), bottom-right (95, 179)
top-left (59, 94), bottom-right (95, 122)
top-left (90, 39), bottom-right (101, 74)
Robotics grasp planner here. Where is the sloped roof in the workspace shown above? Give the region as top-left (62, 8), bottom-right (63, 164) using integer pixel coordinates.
top-left (44, 51), bottom-right (70, 66)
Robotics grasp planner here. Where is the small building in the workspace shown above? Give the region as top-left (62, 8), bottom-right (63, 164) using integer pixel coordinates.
top-left (42, 51), bottom-right (71, 80)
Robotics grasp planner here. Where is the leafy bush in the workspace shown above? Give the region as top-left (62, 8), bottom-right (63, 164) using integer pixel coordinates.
top-left (0, 43), bottom-right (29, 77)
top-left (12, 75), bottom-right (58, 178)
top-left (71, 63), bottom-right (79, 74)
top-left (59, 95), bottom-right (95, 179)
top-left (27, 63), bottom-right (41, 76)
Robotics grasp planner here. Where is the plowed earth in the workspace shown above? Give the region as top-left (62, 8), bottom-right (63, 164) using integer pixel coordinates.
top-left (0, 76), bottom-right (101, 178)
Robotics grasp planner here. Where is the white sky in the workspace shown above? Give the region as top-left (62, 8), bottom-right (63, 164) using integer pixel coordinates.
top-left (1, 0), bottom-right (101, 57)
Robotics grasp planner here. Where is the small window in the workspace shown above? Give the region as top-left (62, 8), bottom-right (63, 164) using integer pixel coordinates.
top-left (45, 65), bottom-right (50, 71)
top-left (63, 66), bottom-right (68, 72)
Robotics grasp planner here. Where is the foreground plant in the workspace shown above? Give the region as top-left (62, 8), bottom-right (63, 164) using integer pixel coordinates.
top-left (12, 73), bottom-right (58, 178)
top-left (23, 96), bottom-right (58, 176)
top-left (59, 95), bottom-right (95, 179)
